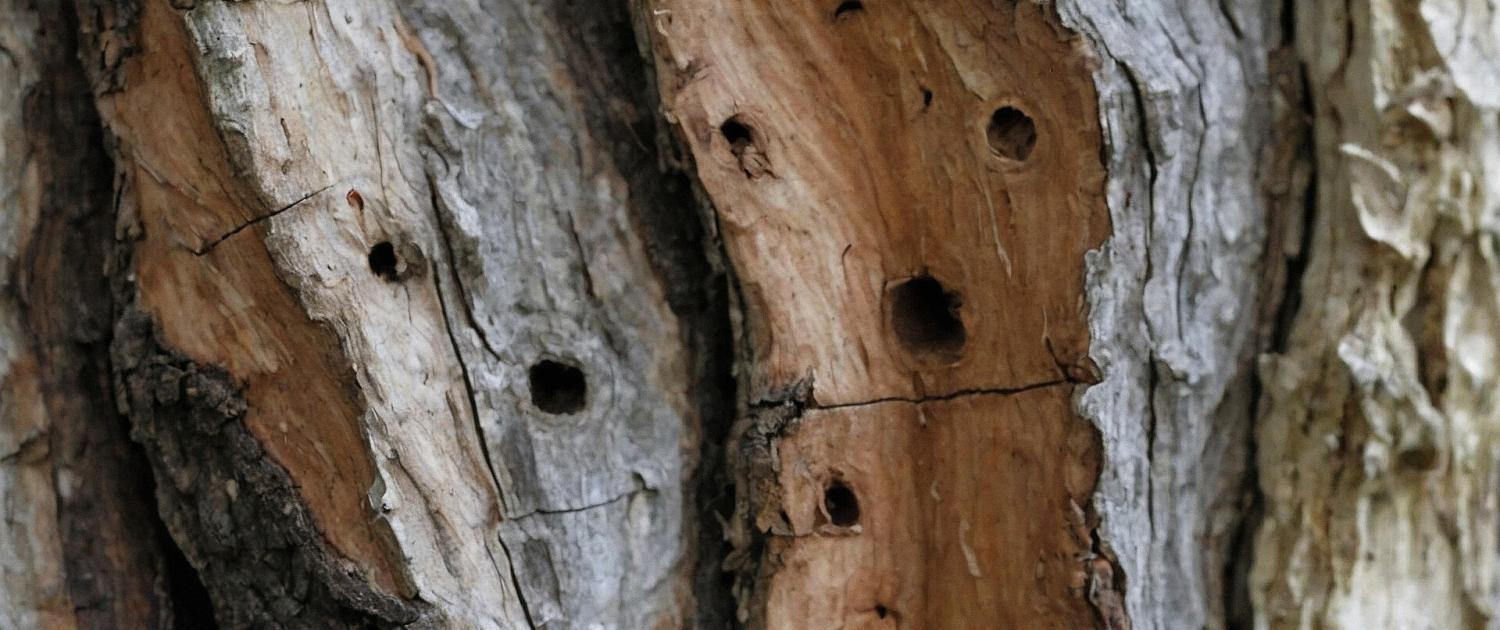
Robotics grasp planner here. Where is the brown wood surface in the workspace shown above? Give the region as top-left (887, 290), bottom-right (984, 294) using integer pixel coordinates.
top-left (641, 1), bottom-right (1111, 627)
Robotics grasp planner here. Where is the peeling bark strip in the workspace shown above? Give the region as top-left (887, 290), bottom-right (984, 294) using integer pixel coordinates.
top-left (74, 0), bottom-right (711, 626)
top-left (639, 1), bottom-right (1112, 627)
top-left (1254, 0), bottom-right (1500, 627)
top-left (2, 1), bottom-right (173, 627)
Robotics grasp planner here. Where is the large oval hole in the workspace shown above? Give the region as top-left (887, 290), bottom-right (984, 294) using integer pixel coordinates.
top-left (890, 274), bottom-right (967, 361)
top-left (986, 105), bottom-right (1037, 161)
top-left (823, 481), bottom-right (860, 527)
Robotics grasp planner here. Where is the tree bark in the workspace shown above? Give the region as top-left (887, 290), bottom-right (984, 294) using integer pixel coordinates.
top-left (1, 0), bottom-right (1497, 629)
top-left (1253, 1), bottom-right (1500, 627)
top-left (2, 1), bottom-right (183, 627)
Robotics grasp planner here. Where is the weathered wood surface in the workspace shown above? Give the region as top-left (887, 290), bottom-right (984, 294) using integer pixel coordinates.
top-left (637, 2), bottom-right (1111, 624)
top-left (637, 1), bottom-right (1277, 628)
top-left (1254, 1), bottom-right (1500, 627)
top-left (19, 0), bottom-right (1500, 628)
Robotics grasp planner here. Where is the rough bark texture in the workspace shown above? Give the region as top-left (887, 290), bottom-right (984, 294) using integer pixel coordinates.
top-left (1, 1), bottom-right (175, 627)
top-left (1253, 0), bottom-right (1500, 627)
top-left (1056, 3), bottom-right (1277, 628)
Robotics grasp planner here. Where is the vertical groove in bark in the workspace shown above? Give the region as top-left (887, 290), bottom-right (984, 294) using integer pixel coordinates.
top-left (1253, 0), bottom-right (1500, 626)
top-left (2, 0), bottom-right (175, 626)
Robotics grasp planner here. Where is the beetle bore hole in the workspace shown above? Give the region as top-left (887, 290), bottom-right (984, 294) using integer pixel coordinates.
top-left (834, 0), bottom-right (864, 19)
top-left (720, 117), bottom-right (753, 148)
top-left (529, 360), bottom-right (587, 415)
top-left (875, 605), bottom-right (889, 619)
top-left (987, 105), bottom-right (1037, 161)
top-left (823, 481), bottom-right (860, 527)
top-left (368, 241), bottom-right (401, 281)
top-left (890, 274), bottom-right (967, 360)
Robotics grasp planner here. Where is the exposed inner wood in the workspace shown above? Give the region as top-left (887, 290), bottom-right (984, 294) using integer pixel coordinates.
top-left (763, 390), bottom-right (1100, 628)
top-left (92, 0), bottom-right (403, 595)
top-left (641, 1), bottom-right (1111, 626)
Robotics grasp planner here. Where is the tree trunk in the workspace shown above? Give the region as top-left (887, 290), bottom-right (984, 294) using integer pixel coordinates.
top-left (0, 0), bottom-right (1494, 629)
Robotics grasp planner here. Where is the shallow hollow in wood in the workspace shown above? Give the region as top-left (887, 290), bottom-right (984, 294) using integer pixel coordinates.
top-left (764, 389), bottom-right (1100, 629)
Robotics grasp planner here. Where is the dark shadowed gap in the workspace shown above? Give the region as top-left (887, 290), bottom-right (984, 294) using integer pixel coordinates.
top-left (1228, 2), bottom-right (1313, 627)
top-left (160, 521), bottom-right (219, 629)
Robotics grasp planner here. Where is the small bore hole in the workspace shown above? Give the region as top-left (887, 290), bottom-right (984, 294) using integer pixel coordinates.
top-left (890, 275), bottom-right (967, 360)
top-left (719, 116), bottom-right (772, 179)
top-left (529, 360), bottom-right (587, 415)
top-left (720, 117), bottom-right (753, 147)
top-left (986, 106), bottom-right (1037, 161)
top-left (823, 481), bottom-right (860, 527)
top-left (921, 87), bottom-right (933, 109)
top-left (834, 0), bottom-right (864, 19)
top-left (875, 605), bottom-right (889, 619)
top-left (368, 241), bottom-right (401, 281)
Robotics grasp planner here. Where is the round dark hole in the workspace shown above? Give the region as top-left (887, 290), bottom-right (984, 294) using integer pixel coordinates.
top-left (368, 241), bottom-right (400, 281)
top-left (890, 275), bottom-right (967, 359)
top-left (529, 360), bottom-right (587, 415)
top-left (834, 0), bottom-right (864, 19)
top-left (720, 117), bottom-right (753, 147)
top-left (823, 481), bottom-right (860, 527)
top-left (986, 106), bottom-right (1037, 161)
top-left (875, 605), bottom-right (889, 619)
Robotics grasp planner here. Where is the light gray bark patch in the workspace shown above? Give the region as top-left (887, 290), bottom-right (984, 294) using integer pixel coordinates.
top-left (1057, 2), bottom-right (1276, 628)
top-left (402, 0), bottom-right (728, 626)
top-left (111, 306), bottom-right (425, 629)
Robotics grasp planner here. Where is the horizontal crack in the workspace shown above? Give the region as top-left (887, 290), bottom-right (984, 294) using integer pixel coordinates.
top-left (191, 184), bottom-right (333, 255)
top-left (507, 488), bottom-right (645, 520)
top-left (811, 377), bottom-right (1072, 411)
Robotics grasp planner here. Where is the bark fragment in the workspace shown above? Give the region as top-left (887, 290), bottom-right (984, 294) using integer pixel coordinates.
top-left (112, 307), bottom-right (420, 628)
